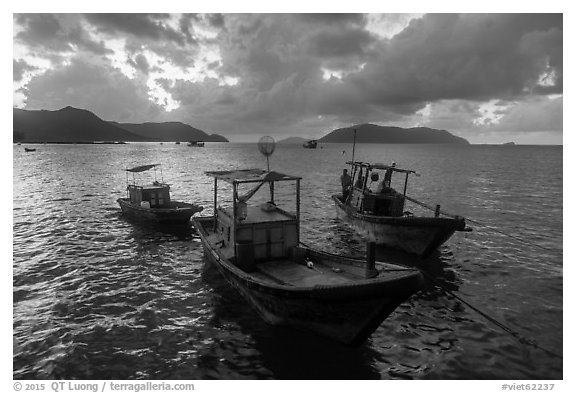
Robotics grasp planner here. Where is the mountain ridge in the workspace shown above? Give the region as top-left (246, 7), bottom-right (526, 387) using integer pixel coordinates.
top-left (319, 123), bottom-right (469, 144)
top-left (112, 121), bottom-right (228, 142)
top-left (13, 106), bottom-right (228, 143)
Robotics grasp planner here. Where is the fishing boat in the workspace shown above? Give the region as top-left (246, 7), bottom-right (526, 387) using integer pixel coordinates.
top-left (193, 167), bottom-right (423, 345)
top-left (117, 164), bottom-right (203, 224)
top-left (24, 147), bottom-right (36, 152)
top-left (187, 141), bottom-right (205, 147)
top-left (333, 161), bottom-right (468, 258)
top-left (303, 139), bottom-right (318, 149)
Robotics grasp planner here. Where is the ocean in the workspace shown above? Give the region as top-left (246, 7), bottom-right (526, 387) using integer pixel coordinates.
top-left (12, 142), bottom-right (562, 379)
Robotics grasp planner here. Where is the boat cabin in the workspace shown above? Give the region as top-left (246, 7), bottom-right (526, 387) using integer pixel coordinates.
top-left (207, 169), bottom-right (301, 268)
top-left (124, 164), bottom-right (171, 208)
top-left (346, 161), bottom-right (416, 217)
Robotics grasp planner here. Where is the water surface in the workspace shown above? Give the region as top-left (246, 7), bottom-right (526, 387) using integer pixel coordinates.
top-left (13, 143), bottom-right (562, 379)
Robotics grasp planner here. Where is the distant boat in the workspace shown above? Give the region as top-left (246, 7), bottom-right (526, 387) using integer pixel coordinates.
top-left (333, 161), bottom-right (469, 258)
top-left (303, 140), bottom-right (318, 149)
top-left (117, 164), bottom-right (203, 224)
top-left (24, 147), bottom-right (36, 152)
top-left (187, 141), bottom-right (205, 147)
top-left (193, 168), bottom-right (423, 345)
top-left (175, 141), bottom-right (181, 145)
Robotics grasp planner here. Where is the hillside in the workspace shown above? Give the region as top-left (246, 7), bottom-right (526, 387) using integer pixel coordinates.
top-left (319, 123), bottom-right (469, 144)
top-left (113, 122), bottom-right (228, 142)
top-left (277, 136), bottom-right (308, 144)
top-left (13, 107), bottom-right (149, 142)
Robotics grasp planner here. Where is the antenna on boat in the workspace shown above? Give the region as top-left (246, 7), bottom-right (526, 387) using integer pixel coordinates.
top-left (351, 128), bottom-right (357, 166)
top-left (257, 136), bottom-right (276, 172)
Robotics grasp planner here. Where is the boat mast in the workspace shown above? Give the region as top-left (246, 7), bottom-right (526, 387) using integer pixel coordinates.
top-left (350, 128), bottom-right (357, 171)
top-left (296, 178), bottom-right (300, 244)
top-left (213, 177), bottom-right (218, 231)
top-left (125, 168), bottom-right (129, 198)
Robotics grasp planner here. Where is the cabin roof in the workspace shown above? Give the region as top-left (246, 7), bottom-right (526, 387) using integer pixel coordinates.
top-left (205, 168), bottom-right (301, 184)
top-left (346, 161), bottom-right (416, 174)
top-left (128, 182), bottom-right (169, 191)
top-left (126, 164), bottom-right (160, 173)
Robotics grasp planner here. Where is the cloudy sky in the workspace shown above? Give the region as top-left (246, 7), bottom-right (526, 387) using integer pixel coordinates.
top-left (13, 12), bottom-right (563, 143)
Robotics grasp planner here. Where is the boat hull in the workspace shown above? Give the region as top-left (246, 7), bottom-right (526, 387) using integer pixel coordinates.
top-left (332, 194), bottom-right (465, 258)
top-left (193, 216), bottom-right (423, 345)
top-left (117, 198), bottom-right (202, 224)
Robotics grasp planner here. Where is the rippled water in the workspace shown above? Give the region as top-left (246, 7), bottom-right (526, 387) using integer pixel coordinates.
top-left (13, 143), bottom-right (562, 379)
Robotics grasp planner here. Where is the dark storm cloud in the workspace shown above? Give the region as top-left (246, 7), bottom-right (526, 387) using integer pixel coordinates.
top-left (128, 54), bottom-right (150, 75)
top-left (206, 13), bottom-right (225, 28)
top-left (14, 14), bottom-right (112, 56)
top-left (306, 26), bottom-right (377, 58)
top-left (13, 59), bottom-right (37, 81)
top-left (178, 14), bottom-right (197, 43)
top-left (344, 14), bottom-right (562, 106)
top-left (14, 14), bottom-right (68, 51)
top-left (295, 14), bottom-right (366, 26)
top-left (84, 14), bottom-right (190, 46)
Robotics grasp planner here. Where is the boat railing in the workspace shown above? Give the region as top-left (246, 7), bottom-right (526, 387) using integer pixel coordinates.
top-left (402, 195), bottom-right (464, 220)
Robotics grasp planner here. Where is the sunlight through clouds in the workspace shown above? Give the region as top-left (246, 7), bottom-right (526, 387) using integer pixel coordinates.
top-left (12, 13), bottom-right (563, 143)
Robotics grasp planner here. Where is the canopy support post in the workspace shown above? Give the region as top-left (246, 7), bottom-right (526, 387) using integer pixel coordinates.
top-left (403, 173), bottom-right (409, 196)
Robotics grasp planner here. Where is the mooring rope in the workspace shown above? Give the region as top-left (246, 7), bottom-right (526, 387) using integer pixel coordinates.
top-left (465, 217), bottom-right (557, 253)
top-left (419, 269), bottom-right (562, 360)
top-left (298, 240), bottom-right (363, 261)
top-left (403, 195), bottom-right (558, 253)
top-left (300, 238), bottom-right (561, 358)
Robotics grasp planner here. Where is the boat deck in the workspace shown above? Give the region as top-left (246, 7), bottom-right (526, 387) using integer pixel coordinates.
top-left (219, 205), bottom-right (295, 224)
top-left (254, 260), bottom-right (357, 287)
top-left (204, 225), bottom-right (360, 287)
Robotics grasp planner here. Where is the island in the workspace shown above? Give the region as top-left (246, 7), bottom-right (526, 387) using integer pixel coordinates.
top-left (319, 123), bottom-right (469, 144)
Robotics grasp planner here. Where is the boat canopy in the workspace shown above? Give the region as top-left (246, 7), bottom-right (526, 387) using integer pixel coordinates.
top-left (126, 164), bottom-right (160, 173)
top-left (205, 169), bottom-right (301, 184)
top-left (346, 161), bottom-right (416, 174)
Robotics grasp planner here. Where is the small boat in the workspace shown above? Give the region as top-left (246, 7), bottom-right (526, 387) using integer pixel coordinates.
top-left (303, 139), bottom-right (318, 149)
top-left (187, 141), bottom-right (205, 147)
top-left (117, 164), bottom-right (203, 224)
top-left (24, 147), bottom-right (36, 152)
top-left (193, 168), bottom-right (423, 345)
top-left (175, 141), bottom-right (181, 145)
top-left (333, 161), bottom-right (468, 258)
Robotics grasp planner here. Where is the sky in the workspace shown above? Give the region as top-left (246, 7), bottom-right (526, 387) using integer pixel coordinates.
top-left (12, 11), bottom-right (563, 144)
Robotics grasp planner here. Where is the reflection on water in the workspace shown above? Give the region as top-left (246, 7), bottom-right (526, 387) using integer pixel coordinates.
top-left (13, 143), bottom-right (562, 379)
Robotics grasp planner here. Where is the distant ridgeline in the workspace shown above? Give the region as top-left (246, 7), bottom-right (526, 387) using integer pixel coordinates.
top-left (12, 106), bottom-right (228, 143)
top-left (319, 123), bottom-right (469, 144)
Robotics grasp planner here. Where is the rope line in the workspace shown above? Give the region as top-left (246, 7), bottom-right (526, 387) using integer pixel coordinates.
top-left (419, 269), bottom-right (562, 359)
top-left (403, 195), bottom-right (558, 253)
top-left (465, 218), bottom-right (557, 253)
top-left (299, 240), bottom-right (561, 359)
top-left (299, 240), bottom-right (363, 260)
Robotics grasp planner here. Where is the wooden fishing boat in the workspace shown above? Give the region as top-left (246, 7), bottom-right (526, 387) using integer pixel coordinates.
top-left (24, 147), bottom-right (36, 152)
top-left (193, 168), bottom-right (423, 345)
top-left (303, 139), bottom-right (317, 149)
top-left (117, 164), bottom-right (203, 224)
top-left (333, 161), bottom-right (468, 258)
top-left (187, 141), bottom-right (205, 147)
